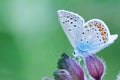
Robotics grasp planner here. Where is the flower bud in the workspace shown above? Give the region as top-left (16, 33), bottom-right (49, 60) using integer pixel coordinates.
top-left (54, 69), bottom-right (73, 80)
top-left (85, 55), bottom-right (104, 80)
top-left (58, 53), bottom-right (84, 80)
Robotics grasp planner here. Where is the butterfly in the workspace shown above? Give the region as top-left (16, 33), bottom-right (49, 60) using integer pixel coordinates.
top-left (57, 10), bottom-right (118, 58)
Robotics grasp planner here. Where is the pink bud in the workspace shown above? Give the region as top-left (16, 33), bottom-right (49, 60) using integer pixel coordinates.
top-left (85, 55), bottom-right (104, 80)
top-left (54, 69), bottom-right (73, 80)
top-left (58, 53), bottom-right (84, 80)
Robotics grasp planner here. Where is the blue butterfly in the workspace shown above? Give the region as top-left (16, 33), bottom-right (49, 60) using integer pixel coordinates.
top-left (57, 10), bottom-right (118, 58)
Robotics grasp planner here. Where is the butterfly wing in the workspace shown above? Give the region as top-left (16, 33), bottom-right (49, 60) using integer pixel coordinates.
top-left (57, 10), bottom-right (85, 48)
top-left (76, 19), bottom-right (118, 54)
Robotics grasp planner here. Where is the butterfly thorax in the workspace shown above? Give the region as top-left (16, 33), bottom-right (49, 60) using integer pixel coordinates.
top-left (74, 42), bottom-right (91, 57)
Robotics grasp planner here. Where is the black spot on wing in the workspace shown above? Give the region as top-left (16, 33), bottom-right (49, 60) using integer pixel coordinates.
top-left (74, 20), bottom-right (77, 21)
top-left (68, 29), bottom-right (71, 31)
top-left (70, 18), bottom-right (73, 20)
top-left (82, 32), bottom-right (84, 34)
top-left (67, 16), bottom-right (69, 18)
top-left (74, 25), bottom-right (76, 27)
top-left (95, 29), bottom-right (97, 31)
top-left (71, 22), bottom-right (73, 24)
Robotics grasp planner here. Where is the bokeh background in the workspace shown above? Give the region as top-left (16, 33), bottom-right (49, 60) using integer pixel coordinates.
top-left (0, 0), bottom-right (120, 80)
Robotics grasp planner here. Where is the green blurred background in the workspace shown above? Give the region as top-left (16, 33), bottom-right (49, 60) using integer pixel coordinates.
top-left (0, 0), bottom-right (120, 80)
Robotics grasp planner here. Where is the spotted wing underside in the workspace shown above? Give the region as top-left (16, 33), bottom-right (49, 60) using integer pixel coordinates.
top-left (77, 19), bottom-right (118, 54)
top-left (57, 10), bottom-right (85, 48)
